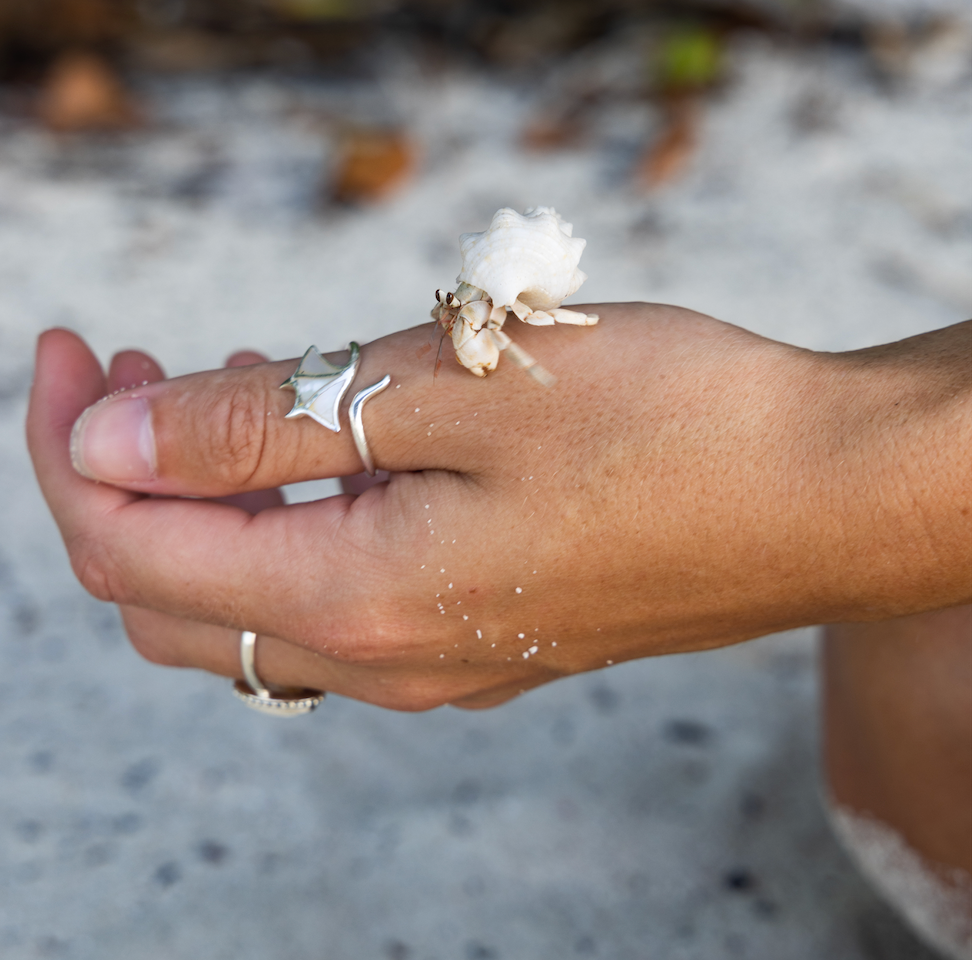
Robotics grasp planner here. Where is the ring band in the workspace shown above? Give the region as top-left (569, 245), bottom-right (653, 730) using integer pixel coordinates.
top-left (232, 630), bottom-right (325, 717)
top-left (349, 375), bottom-right (391, 476)
top-left (240, 629), bottom-right (268, 697)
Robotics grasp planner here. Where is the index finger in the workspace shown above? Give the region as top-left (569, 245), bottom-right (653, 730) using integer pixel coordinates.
top-left (65, 327), bottom-right (459, 496)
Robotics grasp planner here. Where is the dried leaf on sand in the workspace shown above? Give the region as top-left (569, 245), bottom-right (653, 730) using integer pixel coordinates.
top-left (636, 97), bottom-right (699, 189)
top-left (37, 51), bottom-right (141, 132)
top-left (330, 129), bottom-right (416, 204)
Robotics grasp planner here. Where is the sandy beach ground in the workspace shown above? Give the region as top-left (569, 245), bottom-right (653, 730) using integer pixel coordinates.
top-left (0, 8), bottom-right (969, 959)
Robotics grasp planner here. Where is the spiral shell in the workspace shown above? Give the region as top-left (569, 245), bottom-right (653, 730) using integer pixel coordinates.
top-left (457, 206), bottom-right (588, 312)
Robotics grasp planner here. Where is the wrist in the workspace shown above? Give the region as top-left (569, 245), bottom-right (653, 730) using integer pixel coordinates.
top-left (791, 324), bottom-right (971, 621)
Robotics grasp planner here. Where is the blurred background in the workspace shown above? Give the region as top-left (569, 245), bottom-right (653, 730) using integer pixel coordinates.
top-left (0, 1), bottom-right (969, 958)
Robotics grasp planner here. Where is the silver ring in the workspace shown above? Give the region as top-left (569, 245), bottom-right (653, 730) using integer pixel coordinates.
top-left (349, 375), bottom-right (391, 476)
top-left (280, 343), bottom-right (361, 433)
top-left (232, 630), bottom-right (325, 717)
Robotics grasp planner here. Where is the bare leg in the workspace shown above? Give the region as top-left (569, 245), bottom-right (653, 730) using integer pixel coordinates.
top-left (824, 606), bottom-right (972, 958)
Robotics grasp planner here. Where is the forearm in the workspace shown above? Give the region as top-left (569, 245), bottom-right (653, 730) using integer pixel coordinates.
top-left (799, 320), bottom-right (971, 620)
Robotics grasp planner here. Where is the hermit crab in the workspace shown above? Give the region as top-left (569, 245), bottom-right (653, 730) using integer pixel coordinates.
top-left (431, 206), bottom-right (599, 384)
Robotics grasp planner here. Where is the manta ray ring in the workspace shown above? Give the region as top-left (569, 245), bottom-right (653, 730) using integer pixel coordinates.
top-left (232, 631), bottom-right (325, 716)
top-left (280, 343), bottom-right (392, 475)
top-left (349, 375), bottom-right (392, 476)
top-left (280, 342), bottom-right (362, 433)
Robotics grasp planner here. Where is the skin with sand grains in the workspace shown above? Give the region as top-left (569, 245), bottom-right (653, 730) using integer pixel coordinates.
top-left (25, 304), bottom-right (971, 711)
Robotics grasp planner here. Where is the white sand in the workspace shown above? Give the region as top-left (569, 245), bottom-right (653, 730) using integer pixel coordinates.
top-left (0, 20), bottom-right (968, 960)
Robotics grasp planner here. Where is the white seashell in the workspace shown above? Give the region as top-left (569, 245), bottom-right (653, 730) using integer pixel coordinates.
top-left (457, 207), bottom-right (588, 312)
top-left (432, 206), bottom-right (598, 382)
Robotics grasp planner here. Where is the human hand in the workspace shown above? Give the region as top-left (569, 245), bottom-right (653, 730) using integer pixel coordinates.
top-left (26, 306), bottom-right (970, 710)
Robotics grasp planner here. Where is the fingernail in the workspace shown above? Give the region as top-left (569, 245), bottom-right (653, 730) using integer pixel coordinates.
top-left (70, 395), bottom-right (156, 482)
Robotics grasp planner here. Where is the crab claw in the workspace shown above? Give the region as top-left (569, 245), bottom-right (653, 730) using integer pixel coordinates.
top-left (452, 317), bottom-right (499, 377)
top-left (457, 299), bottom-right (491, 331)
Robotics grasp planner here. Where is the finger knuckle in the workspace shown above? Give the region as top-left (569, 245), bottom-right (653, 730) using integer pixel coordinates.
top-left (209, 381), bottom-right (269, 486)
top-left (126, 627), bottom-right (183, 667)
top-left (120, 607), bottom-right (193, 668)
top-left (372, 682), bottom-right (450, 713)
top-left (68, 534), bottom-right (126, 604)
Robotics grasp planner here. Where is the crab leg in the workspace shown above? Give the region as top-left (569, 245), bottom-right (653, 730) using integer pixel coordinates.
top-left (489, 329), bottom-right (556, 387)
